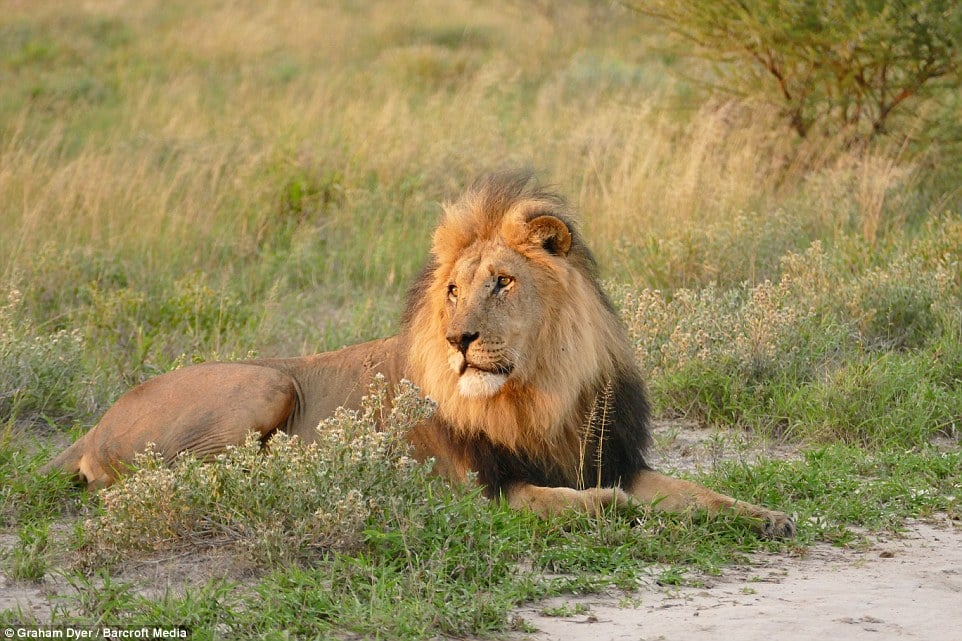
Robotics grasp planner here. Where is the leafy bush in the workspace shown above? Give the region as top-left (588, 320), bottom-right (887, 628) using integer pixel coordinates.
top-left (850, 257), bottom-right (941, 350)
top-left (621, 245), bottom-right (835, 386)
top-left (86, 378), bottom-right (440, 566)
top-left (635, 0), bottom-right (962, 144)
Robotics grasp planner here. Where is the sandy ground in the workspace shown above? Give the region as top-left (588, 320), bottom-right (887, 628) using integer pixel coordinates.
top-left (515, 516), bottom-right (962, 641)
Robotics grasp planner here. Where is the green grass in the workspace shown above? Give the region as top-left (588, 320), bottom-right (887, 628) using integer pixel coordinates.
top-left (5, 439), bottom-right (956, 637)
top-left (1, 422), bottom-right (959, 636)
top-left (1, 0), bottom-right (960, 638)
top-left (6, 522), bottom-right (50, 583)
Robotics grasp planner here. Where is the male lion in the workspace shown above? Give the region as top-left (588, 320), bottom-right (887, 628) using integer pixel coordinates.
top-left (46, 171), bottom-right (795, 539)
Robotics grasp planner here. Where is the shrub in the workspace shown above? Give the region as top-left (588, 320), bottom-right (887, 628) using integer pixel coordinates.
top-left (850, 257), bottom-right (941, 350)
top-left (620, 252), bottom-right (831, 388)
top-left (634, 0), bottom-right (962, 144)
top-left (86, 378), bottom-right (441, 566)
top-left (620, 239), bottom-right (962, 443)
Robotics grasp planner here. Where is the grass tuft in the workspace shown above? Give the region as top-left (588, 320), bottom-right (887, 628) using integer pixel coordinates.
top-left (6, 522), bottom-right (49, 583)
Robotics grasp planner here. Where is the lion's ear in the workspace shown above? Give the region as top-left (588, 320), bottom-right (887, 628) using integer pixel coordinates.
top-left (527, 215), bottom-right (572, 257)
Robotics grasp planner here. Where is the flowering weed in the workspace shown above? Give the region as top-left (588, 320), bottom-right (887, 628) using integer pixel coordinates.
top-left (87, 378), bottom-right (439, 565)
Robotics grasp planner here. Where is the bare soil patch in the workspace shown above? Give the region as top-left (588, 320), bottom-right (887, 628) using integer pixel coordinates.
top-left (0, 541), bottom-right (258, 624)
top-left (515, 515), bottom-right (962, 641)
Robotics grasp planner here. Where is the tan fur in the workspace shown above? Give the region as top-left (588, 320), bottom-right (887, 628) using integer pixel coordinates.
top-left (43, 339), bottom-right (405, 488)
top-left (44, 173), bottom-right (795, 539)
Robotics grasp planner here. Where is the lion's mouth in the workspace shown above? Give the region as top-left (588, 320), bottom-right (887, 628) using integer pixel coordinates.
top-left (460, 361), bottom-right (514, 377)
top-left (448, 352), bottom-right (515, 397)
top-left (455, 361), bottom-right (513, 398)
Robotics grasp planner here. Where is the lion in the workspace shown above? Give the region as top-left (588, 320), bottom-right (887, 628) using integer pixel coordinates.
top-left (44, 170), bottom-right (795, 539)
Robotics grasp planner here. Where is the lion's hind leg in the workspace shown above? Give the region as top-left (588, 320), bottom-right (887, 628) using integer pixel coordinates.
top-left (627, 470), bottom-right (796, 539)
top-left (46, 363), bottom-right (300, 489)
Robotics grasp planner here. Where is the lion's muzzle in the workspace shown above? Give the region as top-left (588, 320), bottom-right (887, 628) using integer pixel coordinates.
top-left (446, 334), bottom-right (514, 398)
top-left (446, 330), bottom-right (480, 355)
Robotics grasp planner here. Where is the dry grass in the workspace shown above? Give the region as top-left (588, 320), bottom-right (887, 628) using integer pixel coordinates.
top-left (1, 0), bottom-right (935, 290)
top-left (1, 0), bottom-right (955, 433)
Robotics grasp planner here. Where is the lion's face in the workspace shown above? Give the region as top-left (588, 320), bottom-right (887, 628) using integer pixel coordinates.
top-left (430, 212), bottom-right (574, 399)
top-left (442, 240), bottom-right (540, 398)
top-left (402, 173), bottom-right (631, 452)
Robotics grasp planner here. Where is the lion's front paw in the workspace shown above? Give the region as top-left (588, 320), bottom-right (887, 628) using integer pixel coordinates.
top-left (758, 511), bottom-right (796, 539)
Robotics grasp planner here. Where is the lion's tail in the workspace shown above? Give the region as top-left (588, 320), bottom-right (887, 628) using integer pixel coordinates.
top-left (40, 433), bottom-right (88, 481)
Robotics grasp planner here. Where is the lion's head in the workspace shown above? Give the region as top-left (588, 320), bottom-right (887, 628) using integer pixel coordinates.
top-left (402, 171), bottom-right (641, 462)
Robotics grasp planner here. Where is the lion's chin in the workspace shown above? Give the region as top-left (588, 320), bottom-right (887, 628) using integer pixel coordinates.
top-left (457, 368), bottom-right (508, 398)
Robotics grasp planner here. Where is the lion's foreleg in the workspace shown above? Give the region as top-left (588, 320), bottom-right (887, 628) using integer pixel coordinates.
top-left (627, 470), bottom-right (795, 539)
top-left (505, 483), bottom-right (630, 517)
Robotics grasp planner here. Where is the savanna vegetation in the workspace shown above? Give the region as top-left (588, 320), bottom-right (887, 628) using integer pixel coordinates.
top-left (1, 1), bottom-right (960, 638)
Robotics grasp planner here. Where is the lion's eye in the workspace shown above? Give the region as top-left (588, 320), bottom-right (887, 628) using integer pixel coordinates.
top-left (495, 275), bottom-right (514, 291)
top-left (447, 284), bottom-right (459, 301)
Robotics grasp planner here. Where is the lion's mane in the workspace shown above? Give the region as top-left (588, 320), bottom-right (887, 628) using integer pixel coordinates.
top-left (400, 171), bottom-right (652, 498)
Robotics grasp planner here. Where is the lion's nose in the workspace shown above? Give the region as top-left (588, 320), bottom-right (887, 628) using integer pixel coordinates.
top-left (446, 331), bottom-right (480, 354)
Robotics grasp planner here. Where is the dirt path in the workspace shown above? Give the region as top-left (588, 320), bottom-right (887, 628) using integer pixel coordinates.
top-left (515, 516), bottom-right (962, 641)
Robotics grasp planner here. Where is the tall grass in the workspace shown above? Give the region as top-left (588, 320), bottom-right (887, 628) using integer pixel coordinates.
top-left (1, 0), bottom-right (958, 450)
top-left (2, 0), bottom-right (958, 431)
